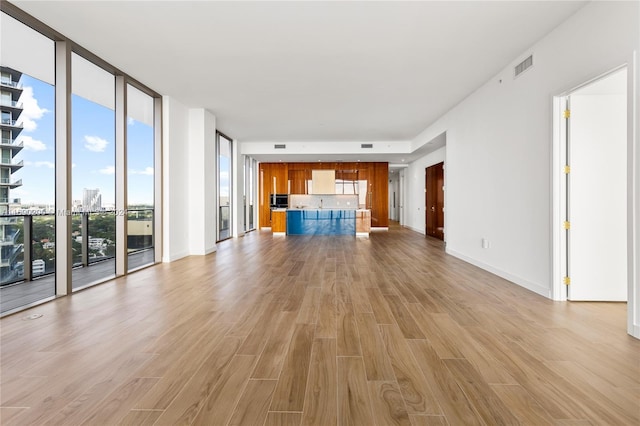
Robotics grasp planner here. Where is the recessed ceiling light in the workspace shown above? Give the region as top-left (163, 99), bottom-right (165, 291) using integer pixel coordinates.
top-left (401, 159), bottom-right (405, 162)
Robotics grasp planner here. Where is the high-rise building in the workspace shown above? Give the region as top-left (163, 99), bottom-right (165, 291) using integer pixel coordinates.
top-left (0, 66), bottom-right (24, 283)
top-left (83, 188), bottom-right (102, 211)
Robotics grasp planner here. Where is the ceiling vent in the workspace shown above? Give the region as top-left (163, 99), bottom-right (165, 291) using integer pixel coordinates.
top-left (361, 143), bottom-right (373, 149)
top-left (274, 144), bottom-right (286, 149)
top-left (514, 55), bottom-right (533, 78)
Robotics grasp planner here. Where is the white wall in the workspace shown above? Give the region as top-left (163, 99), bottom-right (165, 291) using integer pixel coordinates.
top-left (404, 146), bottom-right (445, 234)
top-left (162, 96), bottom-right (190, 261)
top-left (188, 109), bottom-right (217, 255)
top-left (406, 0), bottom-right (638, 314)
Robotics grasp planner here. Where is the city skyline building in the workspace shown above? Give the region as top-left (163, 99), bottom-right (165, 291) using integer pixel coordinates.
top-left (0, 66), bottom-right (25, 283)
top-left (82, 188), bottom-right (102, 211)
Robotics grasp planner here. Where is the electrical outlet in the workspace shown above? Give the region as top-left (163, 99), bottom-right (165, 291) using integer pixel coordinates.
top-left (482, 238), bottom-right (490, 249)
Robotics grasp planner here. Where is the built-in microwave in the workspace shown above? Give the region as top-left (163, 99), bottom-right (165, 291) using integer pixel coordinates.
top-left (270, 194), bottom-right (288, 208)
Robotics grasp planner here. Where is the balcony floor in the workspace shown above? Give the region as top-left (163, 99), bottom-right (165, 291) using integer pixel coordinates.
top-left (0, 249), bottom-right (154, 314)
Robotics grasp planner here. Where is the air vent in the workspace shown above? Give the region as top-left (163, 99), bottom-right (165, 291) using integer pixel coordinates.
top-left (274, 144), bottom-right (286, 149)
top-left (361, 143), bottom-right (373, 149)
top-left (514, 55), bottom-right (533, 77)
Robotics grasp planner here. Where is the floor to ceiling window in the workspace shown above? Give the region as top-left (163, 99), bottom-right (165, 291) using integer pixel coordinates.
top-left (244, 156), bottom-right (256, 232)
top-left (217, 132), bottom-right (232, 241)
top-left (126, 84), bottom-right (155, 270)
top-left (0, 5), bottom-right (161, 316)
top-left (71, 53), bottom-right (116, 290)
top-left (0, 12), bottom-right (56, 314)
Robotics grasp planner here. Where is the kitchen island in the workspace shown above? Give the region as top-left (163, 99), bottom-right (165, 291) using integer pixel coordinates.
top-left (284, 194), bottom-right (370, 236)
top-left (286, 209), bottom-right (356, 235)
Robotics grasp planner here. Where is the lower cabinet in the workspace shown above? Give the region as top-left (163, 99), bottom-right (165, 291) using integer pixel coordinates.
top-left (272, 210), bottom-right (286, 233)
top-left (356, 210), bottom-right (371, 234)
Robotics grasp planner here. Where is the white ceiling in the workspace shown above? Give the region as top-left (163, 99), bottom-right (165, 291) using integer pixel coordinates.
top-left (11, 0), bottom-right (586, 148)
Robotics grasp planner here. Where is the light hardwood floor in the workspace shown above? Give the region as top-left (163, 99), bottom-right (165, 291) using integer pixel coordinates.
top-left (1, 224), bottom-right (638, 425)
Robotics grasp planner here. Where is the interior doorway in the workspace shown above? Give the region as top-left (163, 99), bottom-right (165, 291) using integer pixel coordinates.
top-left (388, 170), bottom-right (400, 222)
top-left (425, 162), bottom-right (444, 240)
top-left (558, 67), bottom-right (627, 301)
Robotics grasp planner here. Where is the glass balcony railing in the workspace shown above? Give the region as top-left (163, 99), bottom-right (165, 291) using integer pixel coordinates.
top-left (0, 99), bottom-right (22, 109)
top-left (0, 178), bottom-right (22, 186)
top-left (1, 208), bottom-right (156, 314)
top-left (219, 205), bottom-right (230, 240)
top-left (0, 159), bottom-right (23, 167)
top-left (0, 119), bottom-right (22, 127)
top-left (0, 80), bottom-right (22, 89)
top-left (71, 211), bottom-right (116, 267)
top-left (127, 208), bottom-right (153, 242)
top-left (0, 138), bottom-right (22, 147)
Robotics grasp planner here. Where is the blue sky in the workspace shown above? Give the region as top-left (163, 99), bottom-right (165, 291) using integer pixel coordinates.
top-left (12, 75), bottom-right (154, 207)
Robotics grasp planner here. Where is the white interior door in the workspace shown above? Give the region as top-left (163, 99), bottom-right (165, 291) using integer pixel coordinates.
top-left (568, 68), bottom-right (627, 301)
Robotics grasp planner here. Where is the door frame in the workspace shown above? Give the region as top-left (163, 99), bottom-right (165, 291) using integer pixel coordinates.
top-left (551, 60), bottom-right (638, 338)
top-left (425, 161), bottom-right (445, 240)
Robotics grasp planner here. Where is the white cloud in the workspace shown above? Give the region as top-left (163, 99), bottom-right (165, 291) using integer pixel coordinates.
top-left (127, 117), bottom-right (135, 126)
top-left (19, 135), bottom-right (47, 151)
top-left (130, 167), bottom-right (154, 176)
top-left (24, 160), bottom-right (54, 169)
top-left (72, 163), bottom-right (77, 168)
top-left (18, 86), bottom-right (49, 132)
top-left (99, 165), bottom-right (115, 175)
top-left (84, 135), bottom-right (108, 152)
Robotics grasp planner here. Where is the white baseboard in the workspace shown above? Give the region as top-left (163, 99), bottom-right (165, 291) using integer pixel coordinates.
top-left (632, 324), bottom-right (640, 339)
top-left (404, 225), bottom-right (425, 234)
top-left (163, 250), bottom-right (189, 263)
top-left (446, 248), bottom-right (552, 298)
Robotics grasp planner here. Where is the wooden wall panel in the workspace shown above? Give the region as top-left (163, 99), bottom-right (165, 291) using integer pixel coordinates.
top-left (371, 162), bottom-right (389, 228)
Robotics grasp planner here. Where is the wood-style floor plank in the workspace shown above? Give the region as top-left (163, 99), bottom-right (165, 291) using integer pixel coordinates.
top-left (301, 338), bottom-right (337, 426)
top-left (265, 412), bottom-right (302, 426)
top-left (1, 224), bottom-right (638, 425)
top-left (367, 381), bottom-right (411, 426)
top-left (355, 312), bottom-right (396, 381)
top-left (337, 357), bottom-right (375, 426)
top-left (269, 323), bottom-right (315, 412)
top-left (227, 379), bottom-right (277, 426)
top-left (379, 324), bottom-right (441, 415)
top-left (191, 355), bottom-right (257, 425)
top-left (118, 409), bottom-right (163, 426)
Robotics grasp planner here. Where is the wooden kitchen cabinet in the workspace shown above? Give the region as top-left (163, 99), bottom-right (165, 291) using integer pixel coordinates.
top-left (271, 210), bottom-right (286, 233)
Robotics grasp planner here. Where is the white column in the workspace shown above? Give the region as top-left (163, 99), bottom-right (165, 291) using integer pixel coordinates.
top-left (188, 108), bottom-right (217, 255)
top-left (232, 142), bottom-right (245, 238)
top-left (161, 96), bottom-right (190, 262)
top-left (54, 41), bottom-right (72, 296)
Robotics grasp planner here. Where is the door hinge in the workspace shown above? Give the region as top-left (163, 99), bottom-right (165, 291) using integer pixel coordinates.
top-left (563, 165), bottom-right (570, 174)
top-left (563, 276), bottom-right (571, 285)
top-left (563, 221), bottom-right (571, 230)
top-left (563, 109), bottom-right (571, 119)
